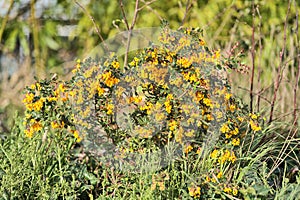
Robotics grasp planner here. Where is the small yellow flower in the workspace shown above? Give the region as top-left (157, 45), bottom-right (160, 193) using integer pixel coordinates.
top-left (249, 113), bottom-right (258, 120)
top-left (168, 120), bottom-right (177, 131)
top-left (72, 130), bottom-right (81, 143)
top-left (223, 187), bottom-right (232, 193)
top-left (220, 123), bottom-right (230, 133)
top-left (249, 120), bottom-right (261, 132)
top-left (111, 60), bottom-right (120, 69)
top-left (225, 93), bottom-right (232, 100)
top-left (188, 186), bottom-right (201, 198)
top-left (51, 121), bottom-right (60, 129)
top-left (231, 138), bottom-right (240, 146)
top-left (199, 38), bottom-right (205, 46)
top-left (23, 93), bottom-right (35, 104)
top-left (210, 149), bottom-right (219, 159)
top-left (232, 188), bottom-right (238, 196)
top-left (229, 104), bottom-right (236, 112)
top-left (106, 104), bottom-right (114, 115)
top-left (203, 98), bottom-right (213, 108)
top-left (184, 145), bottom-right (193, 154)
top-left (217, 171), bottom-right (223, 179)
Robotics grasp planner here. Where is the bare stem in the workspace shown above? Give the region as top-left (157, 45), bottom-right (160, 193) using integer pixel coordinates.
top-left (180, 0), bottom-right (193, 28)
top-left (256, 5), bottom-right (263, 113)
top-left (120, 0), bottom-right (140, 68)
top-left (75, 1), bottom-right (109, 52)
top-left (250, 1), bottom-right (256, 113)
top-left (293, 0), bottom-right (299, 126)
top-left (268, 0), bottom-right (291, 124)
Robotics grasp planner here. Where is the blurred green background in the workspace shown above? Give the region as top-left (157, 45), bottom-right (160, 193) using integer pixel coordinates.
top-left (0, 0), bottom-right (299, 132)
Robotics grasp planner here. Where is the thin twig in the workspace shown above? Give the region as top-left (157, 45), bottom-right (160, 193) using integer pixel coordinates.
top-left (268, 0), bottom-right (291, 124)
top-left (119, 0), bottom-right (130, 30)
top-left (238, 84), bottom-right (273, 104)
top-left (250, 1), bottom-right (256, 113)
top-left (120, 0), bottom-right (140, 68)
top-left (75, 1), bottom-right (109, 52)
top-left (256, 5), bottom-right (263, 113)
top-left (179, 0), bottom-right (193, 28)
top-left (141, 0), bottom-right (163, 21)
top-left (138, 0), bottom-right (157, 11)
top-left (293, 0), bottom-right (299, 126)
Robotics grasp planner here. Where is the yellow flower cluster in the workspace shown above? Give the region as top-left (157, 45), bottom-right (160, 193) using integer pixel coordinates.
top-left (223, 186), bottom-right (238, 196)
top-left (210, 149), bottom-right (237, 164)
top-left (23, 93), bottom-right (46, 112)
top-left (24, 119), bottom-right (42, 138)
top-left (176, 57), bottom-right (192, 68)
top-left (101, 71), bottom-right (120, 87)
top-left (184, 144), bottom-right (193, 154)
top-left (188, 185), bottom-right (201, 198)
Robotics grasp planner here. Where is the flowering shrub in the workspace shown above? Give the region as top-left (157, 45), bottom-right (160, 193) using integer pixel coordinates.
top-left (22, 27), bottom-right (264, 199)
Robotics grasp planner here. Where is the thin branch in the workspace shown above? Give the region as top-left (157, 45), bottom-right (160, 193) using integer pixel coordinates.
top-left (268, 0), bottom-right (291, 124)
top-left (250, 1), bottom-right (256, 113)
top-left (138, 0), bottom-right (157, 12)
top-left (256, 5), bottom-right (263, 113)
top-left (120, 0), bottom-right (140, 68)
top-left (238, 85), bottom-right (272, 104)
top-left (119, 0), bottom-right (130, 30)
top-left (75, 1), bottom-right (109, 52)
top-left (141, 0), bottom-right (163, 21)
top-left (179, 0), bottom-right (193, 29)
top-left (293, 0), bottom-right (299, 126)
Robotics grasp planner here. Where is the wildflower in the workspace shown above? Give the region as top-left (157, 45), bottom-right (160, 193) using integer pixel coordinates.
top-left (199, 38), bottom-right (205, 46)
top-left (25, 121), bottom-right (42, 138)
top-left (59, 83), bottom-right (65, 93)
top-left (205, 176), bottom-right (211, 182)
top-left (176, 57), bottom-right (191, 68)
top-left (195, 91), bottom-right (204, 102)
top-left (210, 149), bottom-right (219, 159)
top-left (168, 120), bottom-right (177, 131)
top-left (231, 138), bottom-right (240, 146)
top-left (23, 93), bottom-right (34, 104)
top-left (188, 185), bottom-right (201, 198)
top-left (71, 130), bottom-right (81, 143)
top-left (231, 127), bottom-right (239, 135)
top-left (164, 101), bottom-right (172, 114)
top-left (106, 104), bottom-right (114, 115)
top-left (32, 98), bottom-right (45, 111)
top-left (216, 111), bottom-right (223, 119)
top-left (237, 116), bottom-right (244, 122)
top-left (51, 121), bottom-right (60, 129)
top-left (47, 96), bottom-right (58, 102)
top-left (220, 123), bottom-right (230, 133)
top-left (225, 93), bottom-right (232, 100)
top-left (203, 98), bottom-right (213, 108)
top-left (232, 188), bottom-right (238, 196)
top-left (223, 187), bottom-right (232, 193)
top-left (249, 120), bottom-right (261, 132)
top-left (249, 113), bottom-right (258, 120)
top-left (111, 60), bottom-right (120, 69)
top-left (229, 104), bottom-right (236, 112)
top-left (184, 144), bottom-right (193, 154)
top-left (217, 171), bottom-right (223, 179)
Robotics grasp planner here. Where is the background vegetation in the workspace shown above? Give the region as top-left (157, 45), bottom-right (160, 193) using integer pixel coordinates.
top-left (0, 0), bottom-right (299, 199)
